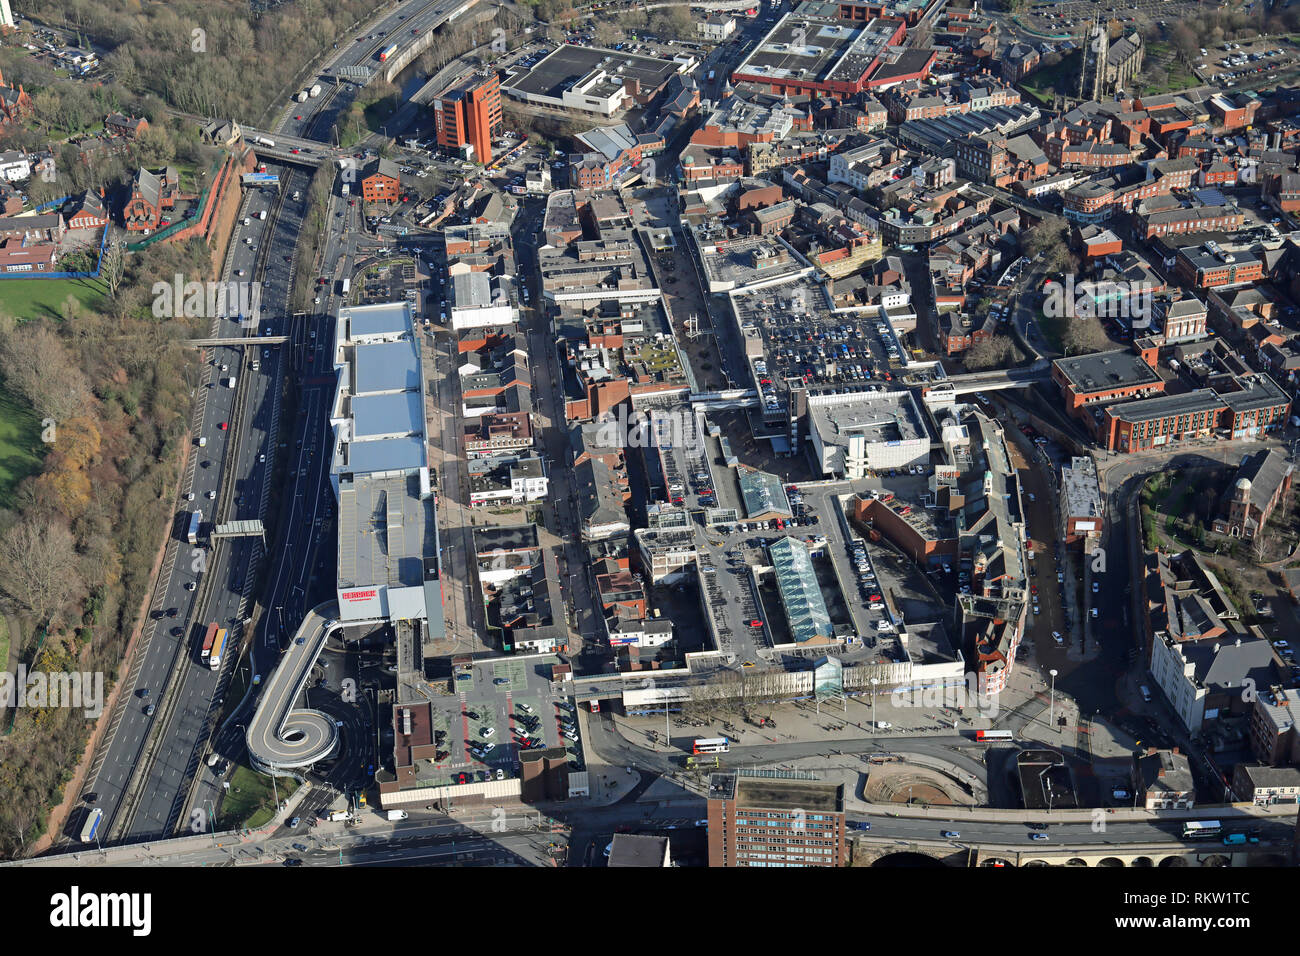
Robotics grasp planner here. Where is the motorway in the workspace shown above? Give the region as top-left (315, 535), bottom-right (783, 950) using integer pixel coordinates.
top-left (83, 172), bottom-right (307, 843)
top-left (75, 0), bottom-right (475, 848)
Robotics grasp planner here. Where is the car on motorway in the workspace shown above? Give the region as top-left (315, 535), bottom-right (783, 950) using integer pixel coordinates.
top-left (295, 637), bottom-right (305, 645)
top-left (1029, 832), bottom-right (1048, 842)
top-left (748, 619), bottom-right (763, 628)
top-left (1027, 822), bottom-right (1048, 830)
top-left (218, 421), bottom-right (228, 430)
top-left (941, 830), bottom-right (960, 839)
top-left (144, 703), bottom-right (155, 716)
top-left (284, 857), bottom-right (302, 866)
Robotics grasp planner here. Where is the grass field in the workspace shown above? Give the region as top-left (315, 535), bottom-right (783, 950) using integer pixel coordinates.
top-left (217, 764), bottom-right (299, 830)
top-left (0, 276), bottom-right (108, 322)
top-left (0, 388), bottom-right (47, 507)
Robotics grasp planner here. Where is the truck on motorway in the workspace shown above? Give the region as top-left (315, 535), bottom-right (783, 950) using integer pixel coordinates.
top-left (187, 510), bottom-right (203, 545)
top-left (341, 182), bottom-right (350, 196)
top-left (378, 42), bottom-right (398, 61)
top-left (80, 807), bottom-right (104, 844)
top-left (309, 83), bottom-right (322, 97)
top-left (386, 810), bottom-right (408, 821)
top-left (208, 627), bottom-right (229, 671)
top-left (296, 90), bottom-right (309, 102)
top-left (225, 376), bottom-right (237, 388)
top-left (253, 135), bottom-right (275, 147)
top-left (200, 623), bottom-right (219, 663)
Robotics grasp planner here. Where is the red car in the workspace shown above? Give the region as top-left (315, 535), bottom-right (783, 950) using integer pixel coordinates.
top-left (671, 496), bottom-right (684, 504)
top-left (294, 115), bottom-right (302, 120)
top-left (218, 422), bottom-right (229, 431)
top-left (456, 772), bottom-right (469, 784)
top-left (290, 148), bottom-right (300, 154)
top-left (748, 619), bottom-right (763, 628)
top-left (868, 594), bottom-right (882, 602)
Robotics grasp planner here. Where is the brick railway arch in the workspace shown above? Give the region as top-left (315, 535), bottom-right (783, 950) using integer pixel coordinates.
top-left (1131, 856), bottom-right (1153, 867)
top-left (1098, 857), bottom-right (1125, 867)
top-left (1159, 856), bottom-right (1188, 867)
top-left (1066, 857), bottom-right (1088, 866)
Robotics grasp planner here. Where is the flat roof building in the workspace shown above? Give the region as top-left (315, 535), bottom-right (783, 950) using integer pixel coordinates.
top-left (707, 769), bottom-right (847, 867)
top-left (329, 302), bottom-right (442, 633)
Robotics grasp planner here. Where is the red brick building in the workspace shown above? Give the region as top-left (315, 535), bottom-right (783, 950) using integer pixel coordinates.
top-left (121, 166), bottom-right (180, 232)
top-left (1052, 349), bottom-right (1164, 419)
top-left (361, 158), bottom-right (401, 204)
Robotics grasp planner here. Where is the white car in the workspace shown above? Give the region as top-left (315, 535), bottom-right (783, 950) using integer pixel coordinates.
top-left (876, 620), bottom-right (893, 632)
top-left (875, 721), bottom-right (892, 729)
top-left (480, 726), bottom-right (495, 738)
top-left (1052, 631), bottom-right (1063, 645)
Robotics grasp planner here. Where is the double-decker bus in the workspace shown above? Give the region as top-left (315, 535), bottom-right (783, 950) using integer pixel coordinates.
top-left (80, 807), bottom-right (103, 843)
top-left (1182, 820), bottom-right (1222, 840)
top-left (975, 730), bottom-right (1014, 741)
top-left (693, 737), bottom-right (730, 754)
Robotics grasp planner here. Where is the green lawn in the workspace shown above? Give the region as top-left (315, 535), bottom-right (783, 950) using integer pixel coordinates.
top-left (217, 764), bottom-right (299, 830)
top-left (1020, 51), bottom-right (1082, 105)
top-left (0, 388), bottom-right (46, 508)
top-left (0, 276), bottom-right (108, 322)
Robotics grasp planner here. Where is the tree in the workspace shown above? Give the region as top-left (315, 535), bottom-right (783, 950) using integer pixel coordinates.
top-left (0, 325), bottom-right (91, 423)
top-left (1061, 316), bottom-right (1108, 356)
top-left (0, 517), bottom-right (82, 627)
top-left (100, 240), bottom-right (126, 299)
top-left (1021, 215), bottom-right (1072, 274)
top-left (963, 335), bottom-right (1019, 371)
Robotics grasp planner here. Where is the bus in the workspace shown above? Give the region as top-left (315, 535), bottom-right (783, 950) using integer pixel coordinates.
top-left (693, 737), bottom-right (730, 754)
top-left (209, 627), bottom-right (229, 671)
top-left (187, 510), bottom-right (202, 545)
top-left (80, 807), bottom-right (103, 844)
top-left (975, 730), bottom-right (1014, 741)
top-left (1182, 820), bottom-right (1222, 840)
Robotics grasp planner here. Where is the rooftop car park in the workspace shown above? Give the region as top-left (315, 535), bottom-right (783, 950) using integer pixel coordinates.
top-left (730, 278), bottom-right (911, 411)
top-left (387, 657), bottom-right (589, 794)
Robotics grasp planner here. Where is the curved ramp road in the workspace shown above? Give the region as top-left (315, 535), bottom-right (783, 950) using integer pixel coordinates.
top-left (246, 604), bottom-right (341, 771)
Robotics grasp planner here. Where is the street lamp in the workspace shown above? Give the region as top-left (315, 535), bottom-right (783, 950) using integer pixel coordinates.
top-left (1048, 669), bottom-right (1058, 732)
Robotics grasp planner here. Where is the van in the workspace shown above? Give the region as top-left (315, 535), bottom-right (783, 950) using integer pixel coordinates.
top-left (1140, 685), bottom-right (1152, 703)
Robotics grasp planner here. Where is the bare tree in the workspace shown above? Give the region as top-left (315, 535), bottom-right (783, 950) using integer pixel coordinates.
top-left (0, 518), bottom-right (82, 627)
top-left (1061, 316), bottom-right (1109, 356)
top-left (0, 325), bottom-right (91, 422)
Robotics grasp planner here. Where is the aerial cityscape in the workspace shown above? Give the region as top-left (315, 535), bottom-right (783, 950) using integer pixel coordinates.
top-left (1, 0), bottom-right (1300, 890)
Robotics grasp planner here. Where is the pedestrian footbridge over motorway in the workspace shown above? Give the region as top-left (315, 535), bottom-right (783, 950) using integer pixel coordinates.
top-left (246, 603), bottom-right (340, 773)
